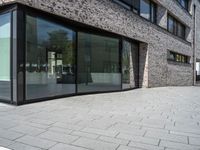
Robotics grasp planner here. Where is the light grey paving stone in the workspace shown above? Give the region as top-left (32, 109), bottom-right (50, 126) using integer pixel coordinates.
top-left (1, 87), bottom-right (200, 150)
top-left (15, 135), bottom-right (57, 149)
top-left (128, 141), bottom-right (165, 150)
top-left (8, 142), bottom-right (42, 150)
top-left (77, 120), bottom-right (114, 130)
top-left (0, 129), bottom-right (24, 140)
top-left (159, 140), bottom-right (200, 150)
top-left (98, 136), bottom-right (129, 145)
top-left (131, 121), bottom-right (165, 129)
top-left (108, 124), bottom-right (145, 136)
top-left (117, 133), bottom-right (159, 146)
top-left (39, 131), bottom-right (79, 144)
top-left (170, 131), bottom-right (200, 138)
top-left (73, 137), bottom-right (119, 150)
top-left (71, 131), bottom-right (99, 139)
top-left (117, 145), bottom-right (144, 150)
top-left (53, 122), bottom-right (84, 130)
top-left (49, 143), bottom-right (88, 150)
top-left (10, 125), bottom-right (45, 136)
top-left (165, 126), bottom-right (200, 135)
top-left (24, 122), bottom-right (50, 129)
top-left (0, 119), bottom-right (18, 129)
top-left (142, 127), bottom-right (169, 134)
top-left (28, 118), bottom-right (55, 125)
top-left (0, 137), bottom-right (14, 147)
top-left (165, 148), bottom-right (180, 150)
top-left (145, 131), bottom-right (188, 144)
top-left (189, 137), bottom-right (200, 146)
top-left (47, 126), bottom-right (72, 134)
top-left (81, 127), bottom-right (119, 137)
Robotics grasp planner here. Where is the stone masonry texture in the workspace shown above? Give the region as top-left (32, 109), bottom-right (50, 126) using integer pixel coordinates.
top-left (0, 0), bottom-right (200, 87)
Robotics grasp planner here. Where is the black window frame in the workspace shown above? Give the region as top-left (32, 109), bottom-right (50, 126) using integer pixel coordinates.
top-left (167, 14), bottom-right (186, 40)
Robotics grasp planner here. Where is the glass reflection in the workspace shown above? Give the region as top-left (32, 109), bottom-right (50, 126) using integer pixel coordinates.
top-left (77, 32), bottom-right (121, 93)
top-left (26, 16), bottom-right (76, 99)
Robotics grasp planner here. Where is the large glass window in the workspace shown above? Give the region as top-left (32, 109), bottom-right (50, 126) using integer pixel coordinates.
top-left (77, 32), bottom-right (121, 93)
top-left (26, 15), bottom-right (76, 100)
top-left (0, 13), bottom-right (11, 101)
top-left (122, 40), bottom-right (139, 89)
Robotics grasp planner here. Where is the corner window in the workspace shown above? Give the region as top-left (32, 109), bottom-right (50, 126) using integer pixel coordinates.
top-left (167, 14), bottom-right (186, 39)
top-left (140, 0), bottom-right (157, 23)
top-left (167, 51), bottom-right (189, 64)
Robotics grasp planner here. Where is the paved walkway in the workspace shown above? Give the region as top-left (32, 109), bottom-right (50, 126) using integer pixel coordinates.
top-left (0, 87), bottom-right (200, 150)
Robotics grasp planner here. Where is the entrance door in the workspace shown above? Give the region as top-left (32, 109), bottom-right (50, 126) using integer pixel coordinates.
top-left (122, 40), bottom-right (139, 89)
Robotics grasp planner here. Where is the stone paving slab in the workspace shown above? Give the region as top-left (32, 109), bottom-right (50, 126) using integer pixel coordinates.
top-left (0, 87), bottom-right (200, 150)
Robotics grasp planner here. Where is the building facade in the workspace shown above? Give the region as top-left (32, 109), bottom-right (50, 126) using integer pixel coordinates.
top-left (0, 0), bottom-right (199, 105)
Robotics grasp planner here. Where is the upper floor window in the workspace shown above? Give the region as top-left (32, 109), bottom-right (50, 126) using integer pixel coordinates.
top-left (113, 0), bottom-right (157, 23)
top-left (140, 0), bottom-right (156, 23)
top-left (167, 14), bottom-right (186, 39)
top-left (167, 51), bottom-right (190, 64)
top-left (177, 0), bottom-right (189, 10)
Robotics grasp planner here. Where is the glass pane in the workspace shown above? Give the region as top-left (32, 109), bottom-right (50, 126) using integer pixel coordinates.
top-left (140, 0), bottom-right (150, 20)
top-left (177, 22), bottom-right (185, 38)
top-left (168, 16), bottom-right (174, 33)
top-left (122, 40), bottom-right (139, 89)
top-left (0, 13), bottom-right (11, 101)
top-left (26, 15), bottom-right (76, 100)
top-left (77, 32), bottom-right (121, 93)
